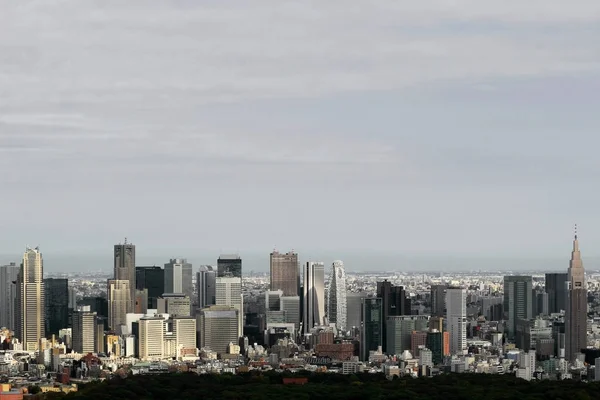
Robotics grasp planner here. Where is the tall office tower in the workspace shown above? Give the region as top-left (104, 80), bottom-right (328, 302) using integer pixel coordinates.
top-left (446, 288), bottom-right (467, 355)
top-left (0, 263), bottom-right (19, 331)
top-left (135, 289), bottom-right (148, 314)
top-left (17, 247), bottom-right (45, 351)
top-left (139, 316), bottom-right (165, 360)
top-left (157, 294), bottom-right (191, 317)
top-left (114, 241), bottom-right (136, 312)
top-left (326, 260), bottom-right (347, 331)
top-left (136, 266), bottom-right (164, 309)
top-left (172, 316), bottom-right (197, 358)
top-left (215, 277), bottom-right (243, 336)
top-left (430, 285), bottom-right (447, 318)
top-left (270, 251), bottom-right (299, 296)
top-left (281, 296), bottom-right (300, 331)
top-left (197, 266), bottom-right (216, 309)
top-left (503, 276), bottom-right (533, 340)
top-left (545, 273), bottom-right (568, 314)
top-left (377, 280), bottom-right (411, 352)
top-left (44, 278), bottom-right (69, 337)
top-left (360, 297), bottom-right (382, 361)
top-left (265, 290), bottom-right (283, 312)
top-left (217, 255), bottom-right (242, 278)
top-left (198, 305), bottom-right (240, 355)
top-left (72, 306), bottom-right (98, 354)
top-left (346, 292), bottom-right (366, 332)
top-left (387, 315), bottom-right (430, 355)
top-left (164, 259), bottom-right (193, 300)
top-left (303, 262), bottom-right (325, 334)
top-left (107, 280), bottom-right (130, 333)
top-left (79, 297), bottom-right (109, 329)
top-left (566, 230), bottom-right (588, 362)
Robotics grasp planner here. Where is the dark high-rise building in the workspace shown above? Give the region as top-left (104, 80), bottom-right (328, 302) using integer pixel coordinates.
top-left (269, 251), bottom-right (299, 296)
top-left (566, 230), bottom-right (587, 362)
top-left (114, 240), bottom-right (136, 312)
top-left (197, 266), bottom-right (216, 309)
top-left (360, 297), bottom-right (382, 361)
top-left (377, 280), bottom-right (411, 352)
top-left (217, 255), bottom-right (242, 278)
top-left (426, 331), bottom-right (444, 365)
top-left (136, 266), bottom-right (164, 309)
top-left (44, 278), bottom-right (69, 337)
top-left (545, 273), bottom-right (568, 314)
top-left (0, 263), bottom-right (19, 332)
top-left (79, 297), bottom-right (109, 329)
top-left (503, 276), bottom-right (533, 340)
top-left (430, 285), bottom-right (447, 318)
top-left (164, 259), bottom-right (193, 299)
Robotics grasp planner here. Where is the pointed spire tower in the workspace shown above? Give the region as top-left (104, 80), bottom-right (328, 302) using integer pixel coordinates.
top-left (565, 224), bottom-right (588, 363)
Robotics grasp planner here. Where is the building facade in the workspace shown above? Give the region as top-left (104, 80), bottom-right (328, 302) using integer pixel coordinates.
top-left (217, 255), bottom-right (242, 278)
top-left (303, 262), bottom-right (325, 334)
top-left (164, 259), bottom-right (193, 300)
top-left (545, 273), bottom-right (568, 315)
top-left (215, 277), bottom-right (243, 336)
top-left (377, 280), bottom-right (411, 352)
top-left (446, 288), bottom-right (467, 355)
top-left (17, 247), bottom-right (45, 351)
top-left (198, 305), bottom-right (239, 355)
top-left (326, 260), bottom-right (347, 331)
top-left (360, 297), bottom-right (382, 361)
top-left (114, 241), bottom-right (136, 312)
top-left (44, 278), bottom-right (69, 337)
top-left (72, 306), bottom-right (98, 354)
top-left (107, 280), bottom-right (130, 334)
top-left (269, 251), bottom-right (299, 296)
top-left (197, 266), bottom-right (216, 309)
top-left (566, 232), bottom-right (588, 362)
top-left (0, 263), bottom-right (19, 332)
top-left (136, 266), bottom-right (164, 309)
top-left (503, 276), bottom-right (533, 340)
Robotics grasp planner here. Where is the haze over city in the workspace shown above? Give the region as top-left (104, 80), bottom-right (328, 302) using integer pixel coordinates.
top-left (2, 1), bottom-right (600, 271)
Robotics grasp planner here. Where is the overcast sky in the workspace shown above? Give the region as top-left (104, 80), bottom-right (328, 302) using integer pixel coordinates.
top-left (1, 1), bottom-right (600, 268)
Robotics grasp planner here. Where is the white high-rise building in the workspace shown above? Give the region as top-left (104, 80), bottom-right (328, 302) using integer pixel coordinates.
top-left (17, 247), bottom-right (45, 351)
top-left (72, 306), bottom-right (97, 354)
top-left (139, 316), bottom-right (165, 360)
top-left (303, 262), bottom-right (325, 334)
top-left (173, 316), bottom-right (197, 358)
top-left (446, 288), bottom-right (467, 355)
top-left (108, 280), bottom-right (131, 334)
top-left (215, 277), bottom-right (243, 337)
top-left (326, 260), bottom-right (347, 332)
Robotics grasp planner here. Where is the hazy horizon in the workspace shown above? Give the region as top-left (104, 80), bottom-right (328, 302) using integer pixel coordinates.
top-left (2, 2), bottom-right (599, 259)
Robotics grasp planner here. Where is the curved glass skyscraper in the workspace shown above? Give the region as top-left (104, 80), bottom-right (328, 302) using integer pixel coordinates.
top-left (327, 260), bottom-right (347, 332)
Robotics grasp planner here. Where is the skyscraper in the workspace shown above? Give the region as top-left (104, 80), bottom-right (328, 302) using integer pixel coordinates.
top-left (17, 247), bottom-right (45, 351)
top-left (44, 278), bottom-right (69, 337)
top-left (503, 276), bottom-right (533, 340)
top-left (377, 280), bottom-right (411, 352)
top-left (360, 297), bottom-right (382, 361)
top-left (346, 292), bottom-right (366, 332)
top-left (0, 263), bottom-right (19, 331)
top-left (326, 260), bottom-right (347, 331)
top-left (430, 284), bottom-right (447, 318)
top-left (164, 259), bottom-right (193, 299)
top-left (545, 273), bottom-right (568, 314)
top-left (197, 266), bottom-right (216, 309)
top-left (270, 251), bottom-right (299, 296)
top-left (107, 279), bottom-right (130, 334)
top-left (114, 241), bottom-right (136, 312)
top-left (566, 230), bottom-right (587, 362)
top-left (197, 305), bottom-right (239, 356)
top-left (387, 315), bottom-right (429, 355)
top-left (72, 306), bottom-right (98, 354)
top-left (446, 288), bottom-right (467, 355)
top-left (136, 266), bottom-right (164, 309)
top-left (303, 261), bottom-right (325, 334)
top-left (217, 255), bottom-right (242, 278)
top-left (215, 276), bottom-right (243, 337)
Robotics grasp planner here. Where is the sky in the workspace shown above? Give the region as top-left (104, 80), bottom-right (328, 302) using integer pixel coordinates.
top-left (1, 1), bottom-right (600, 272)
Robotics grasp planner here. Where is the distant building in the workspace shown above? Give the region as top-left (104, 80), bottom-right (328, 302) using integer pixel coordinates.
top-left (446, 288), bottom-right (466, 355)
top-left (114, 241), bottom-right (136, 313)
top-left (72, 306), bottom-right (98, 354)
top-left (386, 315), bottom-right (429, 355)
top-left (136, 266), bottom-right (164, 309)
top-left (270, 251), bottom-right (299, 296)
top-left (303, 262), bottom-right (325, 334)
top-left (377, 280), bottom-right (411, 353)
top-left (172, 316), bottom-right (196, 358)
top-left (565, 231), bottom-right (587, 363)
top-left (164, 259), bottom-right (193, 300)
top-left (0, 263), bottom-right (19, 332)
top-left (503, 276), bottom-right (533, 340)
top-left (545, 273), bottom-right (567, 315)
top-left (215, 277), bottom-right (243, 336)
top-left (360, 297), bottom-right (382, 361)
top-left (139, 316), bottom-right (165, 360)
top-left (197, 266), bottom-right (216, 309)
top-left (44, 278), bottom-right (69, 337)
top-left (157, 294), bottom-right (191, 317)
top-left (326, 260), bottom-right (347, 332)
top-left (16, 247), bottom-right (45, 351)
top-left (430, 285), bottom-right (447, 318)
top-left (198, 305), bottom-right (239, 355)
top-left (217, 255), bottom-right (242, 278)
top-left (107, 280), bottom-right (130, 334)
